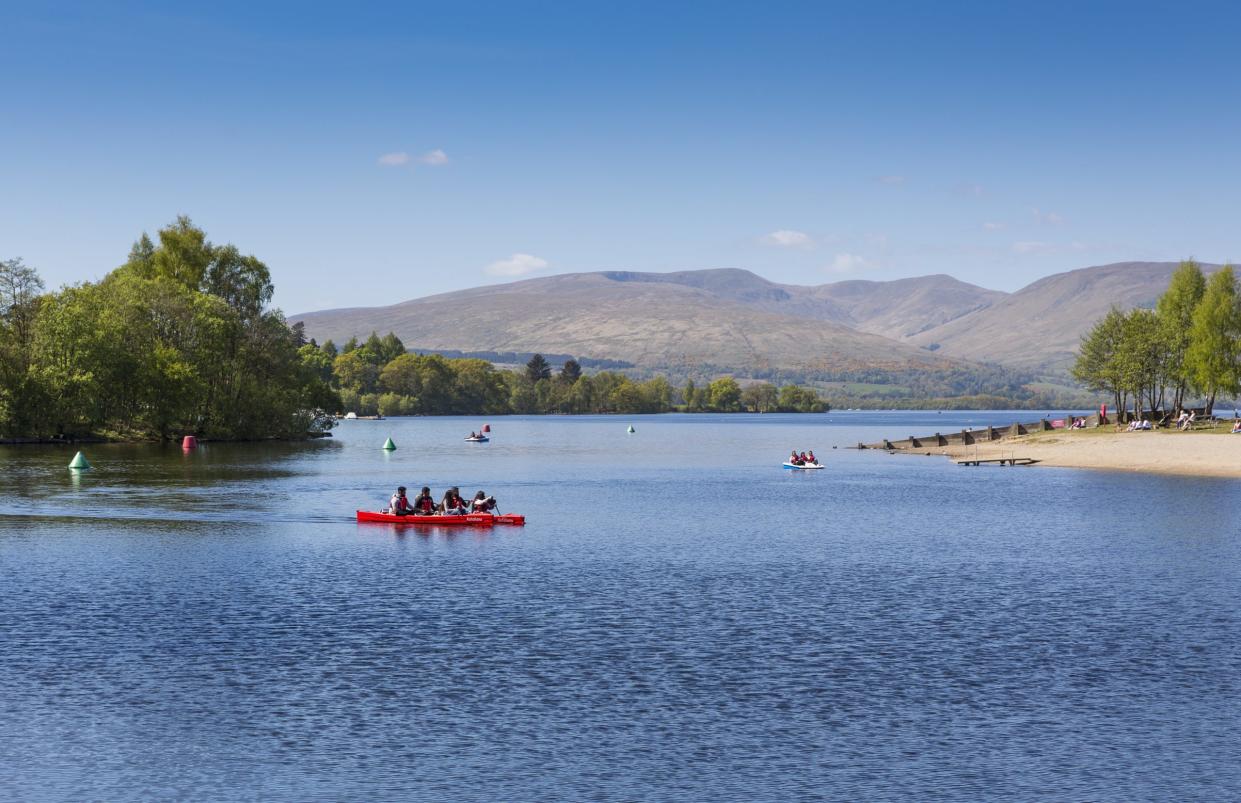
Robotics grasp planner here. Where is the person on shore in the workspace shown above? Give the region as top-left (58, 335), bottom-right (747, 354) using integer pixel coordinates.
top-left (1231, 418), bottom-right (1241, 434)
top-left (388, 486), bottom-right (414, 516)
top-left (1175, 410), bottom-right (1190, 430)
top-left (471, 491), bottom-right (497, 513)
top-left (412, 486), bottom-right (436, 515)
top-left (440, 487), bottom-right (468, 515)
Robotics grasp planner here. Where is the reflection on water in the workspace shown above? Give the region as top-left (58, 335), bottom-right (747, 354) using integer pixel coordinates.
top-left (1, 413), bottom-right (1240, 801)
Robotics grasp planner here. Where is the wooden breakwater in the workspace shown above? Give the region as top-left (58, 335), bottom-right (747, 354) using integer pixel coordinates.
top-left (860, 414), bottom-right (1101, 451)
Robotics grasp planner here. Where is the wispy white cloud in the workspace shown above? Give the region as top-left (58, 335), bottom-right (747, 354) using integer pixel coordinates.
top-left (762, 229), bottom-right (814, 248)
top-left (419, 149), bottom-right (449, 166)
top-left (1032, 208), bottom-right (1065, 225)
top-left (877, 174), bottom-right (905, 186)
top-left (826, 253), bottom-right (871, 274)
top-left (485, 253), bottom-right (549, 277)
top-left (377, 151), bottom-right (411, 167)
top-left (983, 221), bottom-right (1006, 231)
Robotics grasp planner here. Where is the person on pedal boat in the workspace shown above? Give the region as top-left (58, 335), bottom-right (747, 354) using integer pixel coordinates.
top-left (790, 449), bottom-right (803, 465)
top-left (440, 486), bottom-right (469, 514)
top-left (412, 486), bottom-right (436, 515)
top-left (388, 486), bottom-right (414, 516)
top-left (806, 450), bottom-right (817, 465)
top-left (470, 490), bottom-right (496, 513)
top-left (798, 451), bottom-right (810, 465)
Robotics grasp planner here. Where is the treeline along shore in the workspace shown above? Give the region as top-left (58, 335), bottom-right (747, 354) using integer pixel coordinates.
top-left (1, 218), bottom-right (829, 443)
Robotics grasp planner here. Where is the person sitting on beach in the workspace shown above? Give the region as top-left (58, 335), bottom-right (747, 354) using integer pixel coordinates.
top-left (470, 491), bottom-right (497, 513)
top-left (388, 486), bottom-right (414, 516)
top-left (1231, 419), bottom-right (1241, 434)
top-left (412, 486), bottom-right (436, 515)
top-left (1175, 410), bottom-right (1190, 430)
top-left (1183, 411), bottom-right (1197, 430)
top-left (1138, 418), bottom-right (1153, 430)
top-left (440, 487), bottom-right (469, 514)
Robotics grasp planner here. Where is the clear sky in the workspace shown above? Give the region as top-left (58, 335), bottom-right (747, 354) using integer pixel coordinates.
top-left (3, 0), bottom-right (1239, 312)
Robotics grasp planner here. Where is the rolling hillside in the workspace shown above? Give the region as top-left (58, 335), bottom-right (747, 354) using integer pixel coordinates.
top-left (294, 261), bottom-right (1209, 381)
top-left (295, 271), bottom-right (966, 376)
top-left (906, 262), bottom-right (1222, 374)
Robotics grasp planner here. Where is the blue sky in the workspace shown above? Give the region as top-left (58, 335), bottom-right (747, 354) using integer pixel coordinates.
top-left (2, 1), bottom-right (1239, 312)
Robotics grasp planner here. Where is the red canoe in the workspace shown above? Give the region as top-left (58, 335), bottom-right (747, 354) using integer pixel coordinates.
top-left (356, 510), bottom-right (526, 526)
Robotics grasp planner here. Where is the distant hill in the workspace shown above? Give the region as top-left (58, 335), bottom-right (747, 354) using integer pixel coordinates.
top-left (294, 261), bottom-right (1209, 383)
top-left (906, 261), bottom-right (1222, 375)
top-left (295, 270), bottom-right (969, 377)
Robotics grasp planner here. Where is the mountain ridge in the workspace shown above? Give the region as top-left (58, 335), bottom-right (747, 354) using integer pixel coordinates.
top-left (294, 261), bottom-right (1213, 380)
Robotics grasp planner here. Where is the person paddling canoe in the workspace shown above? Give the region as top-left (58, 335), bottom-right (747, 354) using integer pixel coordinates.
top-left (388, 486), bottom-right (414, 516)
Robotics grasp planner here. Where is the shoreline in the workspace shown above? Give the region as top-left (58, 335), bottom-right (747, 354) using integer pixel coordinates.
top-left (907, 429), bottom-right (1241, 479)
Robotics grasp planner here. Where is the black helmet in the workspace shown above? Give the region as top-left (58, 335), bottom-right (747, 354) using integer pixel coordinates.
top-left (397, 486), bottom-right (406, 493)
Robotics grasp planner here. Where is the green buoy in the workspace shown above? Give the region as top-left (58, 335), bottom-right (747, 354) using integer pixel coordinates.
top-left (68, 451), bottom-right (91, 470)
top-left (382, 437), bottom-right (396, 451)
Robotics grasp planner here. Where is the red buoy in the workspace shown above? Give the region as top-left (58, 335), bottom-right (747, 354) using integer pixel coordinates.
top-left (182, 435), bottom-right (198, 450)
top-left (482, 424), bottom-right (491, 433)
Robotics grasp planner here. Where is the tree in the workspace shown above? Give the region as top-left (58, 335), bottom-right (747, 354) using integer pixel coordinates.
top-left (333, 349), bottom-right (379, 393)
top-left (1072, 307), bottom-right (1128, 418)
top-left (707, 376), bottom-right (742, 411)
top-left (0, 258), bottom-right (47, 436)
top-left (526, 353), bottom-right (551, 383)
top-left (777, 384), bottom-right (827, 413)
top-left (740, 382), bottom-right (779, 412)
top-left (682, 379), bottom-right (699, 411)
top-left (1156, 260), bottom-right (1206, 413)
top-left (1186, 265), bottom-right (1241, 412)
top-left (560, 358), bottom-right (582, 384)
top-left (202, 245), bottom-right (273, 320)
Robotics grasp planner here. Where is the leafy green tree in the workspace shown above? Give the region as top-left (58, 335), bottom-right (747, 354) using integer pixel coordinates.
top-left (1156, 260), bottom-right (1206, 413)
top-left (1072, 307), bottom-right (1129, 418)
top-left (203, 245), bottom-right (273, 320)
top-left (1186, 265), bottom-right (1241, 412)
top-left (777, 384), bottom-right (827, 412)
top-left (526, 353), bottom-right (551, 383)
top-left (707, 376), bottom-right (742, 411)
top-left (333, 350), bottom-right (380, 393)
top-left (378, 353), bottom-right (422, 397)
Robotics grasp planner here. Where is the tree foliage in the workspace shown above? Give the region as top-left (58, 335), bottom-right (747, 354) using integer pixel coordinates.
top-left (0, 221), bottom-right (338, 440)
top-left (1074, 262), bottom-right (1240, 418)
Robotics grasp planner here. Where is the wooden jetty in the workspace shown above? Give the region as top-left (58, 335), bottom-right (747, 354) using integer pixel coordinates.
top-left (955, 457), bottom-right (1040, 467)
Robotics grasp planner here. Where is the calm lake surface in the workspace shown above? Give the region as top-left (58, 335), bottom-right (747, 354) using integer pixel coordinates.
top-left (2, 412), bottom-right (1239, 801)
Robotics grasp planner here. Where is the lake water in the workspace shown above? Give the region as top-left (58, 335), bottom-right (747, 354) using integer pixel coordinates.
top-left (2, 412), bottom-right (1239, 801)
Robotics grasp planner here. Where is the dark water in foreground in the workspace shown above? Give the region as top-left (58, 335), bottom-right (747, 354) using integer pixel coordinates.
top-left (2, 412), bottom-right (1239, 801)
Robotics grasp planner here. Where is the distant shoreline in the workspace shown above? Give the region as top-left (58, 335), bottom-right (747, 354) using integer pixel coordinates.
top-left (912, 429), bottom-right (1241, 479)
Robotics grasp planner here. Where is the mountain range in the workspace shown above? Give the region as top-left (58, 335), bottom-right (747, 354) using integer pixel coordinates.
top-left (294, 261), bottom-right (1211, 387)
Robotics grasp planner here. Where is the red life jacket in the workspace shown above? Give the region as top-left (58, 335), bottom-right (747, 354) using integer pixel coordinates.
top-left (415, 495), bottom-right (434, 512)
top-left (393, 495), bottom-right (413, 513)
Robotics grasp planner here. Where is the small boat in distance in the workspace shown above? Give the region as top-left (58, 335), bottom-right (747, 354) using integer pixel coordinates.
top-left (783, 461), bottom-right (825, 470)
top-left (465, 435), bottom-right (489, 442)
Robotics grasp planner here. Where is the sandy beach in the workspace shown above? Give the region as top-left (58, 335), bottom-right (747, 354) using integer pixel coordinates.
top-left (916, 429), bottom-right (1241, 478)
